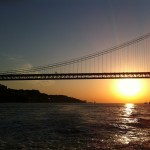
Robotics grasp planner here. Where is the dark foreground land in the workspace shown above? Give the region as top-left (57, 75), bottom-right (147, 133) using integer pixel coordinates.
top-left (0, 84), bottom-right (86, 103)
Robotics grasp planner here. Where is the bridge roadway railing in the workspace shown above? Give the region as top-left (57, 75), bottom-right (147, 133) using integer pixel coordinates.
top-left (0, 72), bottom-right (150, 80)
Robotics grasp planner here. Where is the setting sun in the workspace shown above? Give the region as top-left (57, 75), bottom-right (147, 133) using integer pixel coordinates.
top-left (111, 79), bottom-right (149, 103)
top-left (113, 79), bottom-right (145, 103)
top-left (117, 79), bottom-right (141, 97)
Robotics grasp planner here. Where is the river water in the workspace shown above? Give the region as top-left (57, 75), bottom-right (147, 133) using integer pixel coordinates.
top-left (0, 103), bottom-right (149, 150)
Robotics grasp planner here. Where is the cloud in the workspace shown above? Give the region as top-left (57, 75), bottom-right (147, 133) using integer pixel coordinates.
top-left (7, 56), bottom-right (24, 62)
top-left (1, 54), bottom-right (55, 94)
top-left (0, 54), bottom-right (33, 72)
top-left (23, 64), bottom-right (33, 69)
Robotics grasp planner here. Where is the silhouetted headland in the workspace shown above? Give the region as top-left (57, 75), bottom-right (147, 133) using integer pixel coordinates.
top-left (0, 84), bottom-right (86, 103)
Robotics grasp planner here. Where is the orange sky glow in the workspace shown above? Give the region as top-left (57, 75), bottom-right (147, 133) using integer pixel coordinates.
top-left (2, 78), bottom-right (150, 104)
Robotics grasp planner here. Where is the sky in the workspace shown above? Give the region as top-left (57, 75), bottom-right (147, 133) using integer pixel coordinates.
top-left (0, 0), bottom-right (150, 103)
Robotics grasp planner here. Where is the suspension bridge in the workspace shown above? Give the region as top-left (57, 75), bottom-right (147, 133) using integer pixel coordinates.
top-left (1, 33), bottom-right (150, 80)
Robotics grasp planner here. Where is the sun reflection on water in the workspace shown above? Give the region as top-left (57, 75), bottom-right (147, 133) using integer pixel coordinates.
top-left (122, 103), bottom-right (138, 123)
top-left (118, 135), bottom-right (131, 144)
top-left (124, 103), bottom-right (134, 117)
top-left (117, 103), bottom-right (138, 144)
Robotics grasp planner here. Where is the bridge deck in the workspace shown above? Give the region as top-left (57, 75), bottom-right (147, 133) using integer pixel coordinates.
top-left (0, 72), bottom-right (150, 80)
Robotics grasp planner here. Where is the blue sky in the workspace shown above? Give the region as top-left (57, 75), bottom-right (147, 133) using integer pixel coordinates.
top-left (1, 0), bottom-right (150, 70)
top-left (0, 0), bottom-right (150, 102)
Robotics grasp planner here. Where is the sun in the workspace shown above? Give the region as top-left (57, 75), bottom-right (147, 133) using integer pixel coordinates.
top-left (117, 79), bottom-right (142, 98)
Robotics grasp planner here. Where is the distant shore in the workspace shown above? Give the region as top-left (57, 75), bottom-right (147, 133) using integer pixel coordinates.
top-left (0, 84), bottom-right (86, 103)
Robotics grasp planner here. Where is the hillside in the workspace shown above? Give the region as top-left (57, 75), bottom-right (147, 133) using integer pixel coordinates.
top-left (0, 84), bottom-right (86, 103)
